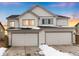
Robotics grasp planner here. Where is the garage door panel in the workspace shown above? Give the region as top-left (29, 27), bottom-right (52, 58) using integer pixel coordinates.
top-left (12, 33), bottom-right (38, 46)
top-left (12, 34), bottom-right (25, 46)
top-left (46, 32), bottom-right (72, 45)
top-left (24, 34), bottom-right (38, 46)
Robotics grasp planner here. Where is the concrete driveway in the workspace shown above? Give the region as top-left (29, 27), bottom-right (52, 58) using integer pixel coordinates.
top-left (4, 46), bottom-right (40, 56)
top-left (3, 45), bottom-right (79, 56)
top-left (51, 45), bottom-right (79, 56)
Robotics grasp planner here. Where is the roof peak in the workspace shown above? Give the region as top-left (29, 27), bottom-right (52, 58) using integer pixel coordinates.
top-left (7, 5), bottom-right (69, 19)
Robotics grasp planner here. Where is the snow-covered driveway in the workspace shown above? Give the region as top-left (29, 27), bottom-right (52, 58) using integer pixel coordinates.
top-left (39, 44), bottom-right (73, 56)
top-left (0, 47), bottom-right (7, 56)
top-left (52, 45), bottom-right (79, 56)
top-left (3, 45), bottom-right (79, 56)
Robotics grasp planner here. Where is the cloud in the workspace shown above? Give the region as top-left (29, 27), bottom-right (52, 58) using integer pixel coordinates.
top-left (62, 11), bottom-right (79, 19)
top-left (49, 2), bottom-right (75, 8)
top-left (0, 2), bottom-right (21, 7)
top-left (0, 2), bottom-right (20, 5)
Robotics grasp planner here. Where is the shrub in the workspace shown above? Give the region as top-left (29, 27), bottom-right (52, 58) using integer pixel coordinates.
top-left (26, 53), bottom-right (31, 56)
top-left (3, 35), bottom-right (9, 48)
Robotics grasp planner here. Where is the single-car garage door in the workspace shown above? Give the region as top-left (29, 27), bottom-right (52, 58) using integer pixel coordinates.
top-left (12, 33), bottom-right (38, 46)
top-left (46, 32), bottom-right (72, 45)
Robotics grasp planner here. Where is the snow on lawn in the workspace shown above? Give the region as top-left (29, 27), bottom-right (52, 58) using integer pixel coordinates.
top-left (39, 44), bottom-right (73, 56)
top-left (0, 47), bottom-right (7, 56)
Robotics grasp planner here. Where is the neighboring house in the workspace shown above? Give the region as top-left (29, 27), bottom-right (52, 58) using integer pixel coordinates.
top-left (75, 23), bottom-right (79, 35)
top-left (0, 22), bottom-right (5, 40)
top-left (7, 5), bottom-right (75, 46)
top-left (75, 23), bottom-right (79, 44)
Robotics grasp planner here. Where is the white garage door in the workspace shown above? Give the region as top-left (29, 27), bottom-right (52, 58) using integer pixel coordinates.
top-left (12, 33), bottom-right (38, 46)
top-left (46, 32), bottom-right (72, 45)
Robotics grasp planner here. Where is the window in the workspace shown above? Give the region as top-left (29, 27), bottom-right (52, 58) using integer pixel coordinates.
top-left (42, 19), bottom-right (48, 24)
top-left (42, 18), bottom-right (53, 24)
top-left (48, 19), bottom-right (51, 24)
top-left (22, 19), bottom-right (34, 26)
top-left (42, 19), bottom-right (45, 24)
top-left (50, 19), bottom-right (53, 24)
top-left (10, 21), bottom-right (15, 27)
top-left (22, 20), bottom-right (28, 26)
top-left (29, 20), bottom-right (34, 26)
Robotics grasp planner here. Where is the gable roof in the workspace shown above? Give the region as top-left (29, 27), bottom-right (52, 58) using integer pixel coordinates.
top-left (7, 5), bottom-right (69, 19)
top-left (18, 5), bottom-right (69, 18)
top-left (7, 12), bottom-right (39, 19)
top-left (20, 5), bottom-right (55, 17)
top-left (7, 15), bottom-right (20, 19)
top-left (57, 15), bottom-right (70, 19)
top-left (0, 22), bottom-right (5, 30)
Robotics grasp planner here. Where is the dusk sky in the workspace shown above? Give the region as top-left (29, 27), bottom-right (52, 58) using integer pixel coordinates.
top-left (0, 2), bottom-right (79, 26)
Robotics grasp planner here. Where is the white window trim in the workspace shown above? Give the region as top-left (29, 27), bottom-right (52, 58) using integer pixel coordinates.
top-left (42, 18), bottom-right (53, 24)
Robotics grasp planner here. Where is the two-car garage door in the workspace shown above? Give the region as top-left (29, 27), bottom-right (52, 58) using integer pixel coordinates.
top-left (11, 31), bottom-right (72, 46)
top-left (46, 32), bottom-right (72, 45)
top-left (12, 33), bottom-right (38, 46)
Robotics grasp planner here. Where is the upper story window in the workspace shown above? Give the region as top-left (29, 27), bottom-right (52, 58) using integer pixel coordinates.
top-left (42, 18), bottom-right (53, 24)
top-left (48, 19), bottom-right (51, 24)
top-left (42, 19), bottom-right (45, 24)
top-left (23, 20), bottom-right (28, 26)
top-left (22, 19), bottom-right (34, 26)
top-left (9, 21), bottom-right (15, 27)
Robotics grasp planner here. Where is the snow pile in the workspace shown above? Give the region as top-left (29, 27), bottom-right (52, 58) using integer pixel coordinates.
top-left (0, 47), bottom-right (7, 56)
top-left (39, 44), bottom-right (73, 56)
top-left (32, 27), bottom-right (40, 29)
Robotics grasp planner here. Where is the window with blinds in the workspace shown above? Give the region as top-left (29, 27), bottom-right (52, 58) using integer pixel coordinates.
top-left (22, 19), bottom-right (34, 26)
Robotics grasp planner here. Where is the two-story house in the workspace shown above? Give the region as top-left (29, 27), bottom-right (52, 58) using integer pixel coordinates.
top-left (0, 22), bottom-right (5, 40)
top-left (75, 23), bottom-right (79, 35)
top-left (7, 5), bottom-right (75, 46)
top-left (75, 23), bottom-right (79, 44)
